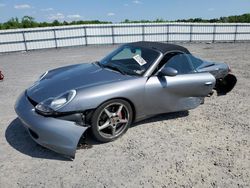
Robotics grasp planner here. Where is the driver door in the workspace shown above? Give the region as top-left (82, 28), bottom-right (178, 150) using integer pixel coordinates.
top-left (145, 53), bottom-right (215, 115)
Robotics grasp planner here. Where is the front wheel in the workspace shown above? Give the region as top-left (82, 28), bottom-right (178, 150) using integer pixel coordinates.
top-left (91, 99), bottom-right (133, 142)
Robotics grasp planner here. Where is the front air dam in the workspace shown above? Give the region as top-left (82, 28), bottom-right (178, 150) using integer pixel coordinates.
top-left (15, 92), bottom-right (89, 159)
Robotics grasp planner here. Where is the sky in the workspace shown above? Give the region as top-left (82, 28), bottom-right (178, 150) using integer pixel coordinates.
top-left (0, 0), bottom-right (250, 23)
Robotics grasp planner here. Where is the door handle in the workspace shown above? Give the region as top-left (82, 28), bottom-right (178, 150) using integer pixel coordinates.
top-left (204, 81), bottom-right (213, 86)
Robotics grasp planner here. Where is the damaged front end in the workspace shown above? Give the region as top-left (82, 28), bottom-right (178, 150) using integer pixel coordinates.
top-left (15, 91), bottom-right (89, 159)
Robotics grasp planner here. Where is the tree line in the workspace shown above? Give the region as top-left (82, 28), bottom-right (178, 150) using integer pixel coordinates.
top-left (1, 13), bottom-right (250, 30)
top-left (122, 13), bottom-right (250, 23)
top-left (0, 16), bottom-right (111, 30)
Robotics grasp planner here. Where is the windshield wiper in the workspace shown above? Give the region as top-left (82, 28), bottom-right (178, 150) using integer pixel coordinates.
top-left (103, 64), bottom-right (126, 75)
top-left (93, 61), bottom-right (103, 68)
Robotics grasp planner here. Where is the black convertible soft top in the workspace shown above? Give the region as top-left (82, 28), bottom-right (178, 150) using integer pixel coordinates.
top-left (130, 41), bottom-right (190, 54)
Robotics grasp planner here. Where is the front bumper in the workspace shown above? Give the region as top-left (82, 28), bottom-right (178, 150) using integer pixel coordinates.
top-left (14, 92), bottom-right (88, 158)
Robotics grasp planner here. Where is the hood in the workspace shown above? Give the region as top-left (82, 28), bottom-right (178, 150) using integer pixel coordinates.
top-left (27, 63), bottom-right (130, 102)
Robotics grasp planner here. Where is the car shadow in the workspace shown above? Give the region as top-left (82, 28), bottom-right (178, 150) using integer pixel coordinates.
top-left (81, 111), bottom-right (189, 146)
top-left (6, 111), bottom-right (188, 160)
top-left (5, 118), bottom-right (71, 161)
top-left (131, 110), bottom-right (189, 127)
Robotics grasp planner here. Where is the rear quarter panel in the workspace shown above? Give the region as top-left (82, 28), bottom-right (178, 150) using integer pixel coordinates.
top-left (197, 62), bottom-right (229, 79)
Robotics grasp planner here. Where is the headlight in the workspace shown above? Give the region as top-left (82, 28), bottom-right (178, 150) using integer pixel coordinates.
top-left (35, 90), bottom-right (76, 115)
top-left (50, 90), bottom-right (76, 110)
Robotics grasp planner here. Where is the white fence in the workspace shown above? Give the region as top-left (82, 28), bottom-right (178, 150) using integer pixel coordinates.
top-left (0, 23), bottom-right (250, 53)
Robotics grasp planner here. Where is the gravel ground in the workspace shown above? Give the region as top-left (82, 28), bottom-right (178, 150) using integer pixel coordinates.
top-left (0, 43), bottom-right (249, 188)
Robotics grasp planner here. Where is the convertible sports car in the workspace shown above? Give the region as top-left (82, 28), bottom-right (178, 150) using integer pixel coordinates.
top-left (15, 41), bottom-right (237, 158)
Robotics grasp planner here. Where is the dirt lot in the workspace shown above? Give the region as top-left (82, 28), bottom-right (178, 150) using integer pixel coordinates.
top-left (0, 43), bottom-right (249, 188)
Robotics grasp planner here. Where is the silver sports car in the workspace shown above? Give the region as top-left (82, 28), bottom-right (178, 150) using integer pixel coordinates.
top-left (15, 41), bottom-right (237, 158)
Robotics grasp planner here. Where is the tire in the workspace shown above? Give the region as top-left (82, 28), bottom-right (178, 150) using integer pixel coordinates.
top-left (91, 99), bottom-right (133, 142)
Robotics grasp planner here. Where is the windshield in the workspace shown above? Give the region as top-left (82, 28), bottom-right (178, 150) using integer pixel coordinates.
top-left (99, 45), bottom-right (160, 76)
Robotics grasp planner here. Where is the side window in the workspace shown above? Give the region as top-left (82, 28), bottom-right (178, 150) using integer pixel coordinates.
top-left (162, 54), bottom-right (194, 74)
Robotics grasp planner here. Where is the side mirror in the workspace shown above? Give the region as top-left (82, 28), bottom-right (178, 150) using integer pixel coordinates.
top-left (158, 67), bottom-right (178, 77)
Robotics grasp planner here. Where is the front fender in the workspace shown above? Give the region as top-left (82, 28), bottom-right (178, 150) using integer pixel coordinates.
top-left (58, 78), bottom-right (147, 119)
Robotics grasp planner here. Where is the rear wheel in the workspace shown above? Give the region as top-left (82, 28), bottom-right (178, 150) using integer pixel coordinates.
top-left (91, 99), bottom-right (133, 142)
top-left (215, 73), bottom-right (237, 95)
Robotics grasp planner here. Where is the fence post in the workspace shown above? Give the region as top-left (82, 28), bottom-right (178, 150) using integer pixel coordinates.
top-left (142, 24), bottom-right (145, 41)
top-left (111, 26), bottom-right (115, 44)
top-left (84, 27), bottom-right (88, 46)
top-left (212, 24), bottom-right (216, 43)
top-left (53, 28), bottom-right (58, 48)
top-left (190, 24), bottom-right (193, 42)
top-left (22, 31), bottom-right (27, 51)
top-left (167, 24), bottom-right (169, 43)
top-left (234, 24), bottom-right (238, 42)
